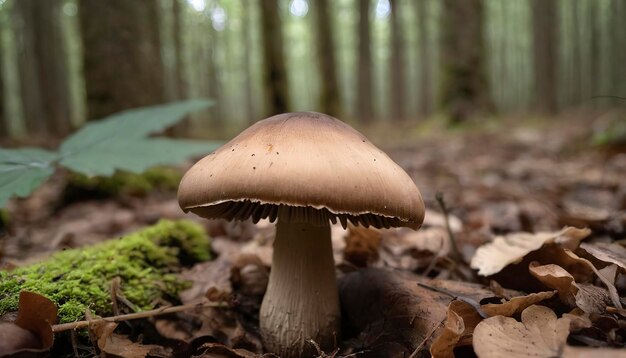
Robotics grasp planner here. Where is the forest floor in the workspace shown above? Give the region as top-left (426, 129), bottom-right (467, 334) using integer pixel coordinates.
top-left (1, 112), bottom-right (625, 357)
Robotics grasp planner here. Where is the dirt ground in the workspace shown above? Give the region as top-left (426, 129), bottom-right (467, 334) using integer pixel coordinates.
top-left (1, 114), bottom-right (625, 357)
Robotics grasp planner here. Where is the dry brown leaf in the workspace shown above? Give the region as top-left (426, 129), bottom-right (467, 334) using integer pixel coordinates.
top-left (471, 227), bottom-right (591, 276)
top-left (343, 225), bottom-right (381, 267)
top-left (99, 334), bottom-right (166, 358)
top-left (339, 268), bottom-right (497, 354)
top-left (481, 291), bottom-right (556, 317)
top-left (0, 322), bottom-right (40, 355)
top-left (529, 263), bottom-right (577, 305)
top-left (473, 305), bottom-right (591, 358)
top-left (562, 345), bottom-right (626, 357)
top-left (194, 342), bottom-right (277, 357)
top-left (430, 300), bottom-right (481, 358)
top-left (580, 242), bottom-right (626, 271)
top-left (529, 262), bottom-right (612, 314)
top-left (563, 250), bottom-right (623, 311)
top-left (429, 303), bottom-right (464, 358)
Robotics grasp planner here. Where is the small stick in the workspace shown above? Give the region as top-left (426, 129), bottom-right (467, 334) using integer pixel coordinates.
top-left (52, 300), bottom-right (224, 333)
top-left (417, 282), bottom-right (489, 319)
top-left (435, 192), bottom-right (462, 263)
top-left (408, 318), bottom-right (444, 358)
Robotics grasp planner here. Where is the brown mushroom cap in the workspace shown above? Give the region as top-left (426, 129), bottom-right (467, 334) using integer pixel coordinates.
top-left (178, 112), bottom-right (424, 229)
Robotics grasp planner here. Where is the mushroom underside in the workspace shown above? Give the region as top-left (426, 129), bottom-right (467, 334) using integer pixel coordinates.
top-left (186, 200), bottom-right (415, 229)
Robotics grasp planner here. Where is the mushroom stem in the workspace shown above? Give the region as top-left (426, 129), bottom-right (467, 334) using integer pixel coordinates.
top-left (260, 218), bottom-right (340, 357)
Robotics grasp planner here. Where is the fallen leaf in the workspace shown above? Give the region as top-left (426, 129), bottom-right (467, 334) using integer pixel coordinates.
top-left (580, 242), bottom-right (626, 271)
top-left (562, 345), bottom-right (626, 357)
top-left (471, 227), bottom-right (591, 276)
top-left (430, 300), bottom-right (481, 358)
top-left (473, 305), bottom-right (591, 358)
top-left (343, 225), bottom-right (381, 267)
top-left (0, 321), bottom-right (40, 355)
top-left (529, 262), bottom-right (612, 314)
top-left (193, 342), bottom-right (277, 357)
top-left (563, 250), bottom-right (623, 311)
top-left (481, 291), bottom-right (556, 317)
top-left (339, 268), bottom-right (497, 353)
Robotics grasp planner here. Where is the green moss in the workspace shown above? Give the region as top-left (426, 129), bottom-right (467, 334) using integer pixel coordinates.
top-left (64, 167), bottom-right (182, 201)
top-left (0, 220), bottom-right (210, 323)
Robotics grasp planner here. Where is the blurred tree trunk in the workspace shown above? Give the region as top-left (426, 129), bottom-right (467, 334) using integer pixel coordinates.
top-left (172, 0), bottom-right (186, 101)
top-left (357, 0), bottom-right (373, 123)
top-left (417, 0), bottom-right (432, 117)
top-left (0, 45), bottom-right (4, 139)
top-left (14, 0), bottom-right (72, 137)
top-left (532, 0), bottom-right (558, 114)
top-left (242, 2), bottom-right (255, 124)
top-left (312, 0), bottom-right (341, 117)
top-left (259, 0), bottom-right (290, 116)
top-left (389, 0), bottom-right (405, 121)
top-left (168, 0), bottom-right (189, 135)
top-left (80, 0), bottom-right (165, 120)
top-left (205, 17), bottom-right (222, 129)
top-left (440, 0), bottom-right (491, 123)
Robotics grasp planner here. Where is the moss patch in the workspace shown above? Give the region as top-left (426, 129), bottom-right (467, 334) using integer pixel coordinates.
top-left (0, 220), bottom-right (210, 323)
top-left (63, 167), bottom-right (182, 201)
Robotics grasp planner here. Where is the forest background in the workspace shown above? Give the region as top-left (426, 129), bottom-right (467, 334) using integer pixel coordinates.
top-left (0, 0), bottom-right (624, 142)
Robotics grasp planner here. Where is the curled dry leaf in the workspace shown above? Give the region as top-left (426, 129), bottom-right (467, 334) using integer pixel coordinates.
top-left (343, 225), bottom-right (381, 267)
top-left (430, 300), bottom-right (482, 358)
top-left (0, 322), bottom-right (40, 356)
top-left (563, 250), bottom-right (623, 311)
top-left (481, 291), bottom-right (556, 317)
top-left (194, 342), bottom-right (277, 358)
top-left (339, 268), bottom-right (497, 354)
top-left (580, 242), bottom-right (626, 271)
top-left (473, 305), bottom-right (591, 358)
top-left (471, 227), bottom-right (591, 276)
top-left (529, 262), bottom-right (612, 314)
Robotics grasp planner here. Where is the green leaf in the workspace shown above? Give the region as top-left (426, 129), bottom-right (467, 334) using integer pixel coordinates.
top-left (58, 99), bottom-right (216, 175)
top-left (59, 99), bottom-right (213, 157)
top-left (60, 139), bottom-right (221, 176)
top-left (0, 148), bottom-right (58, 207)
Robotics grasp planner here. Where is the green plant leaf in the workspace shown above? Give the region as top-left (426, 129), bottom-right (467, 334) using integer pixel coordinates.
top-left (59, 99), bottom-right (213, 157)
top-left (58, 99), bottom-right (216, 175)
top-left (60, 139), bottom-right (220, 176)
top-left (0, 148), bottom-right (58, 207)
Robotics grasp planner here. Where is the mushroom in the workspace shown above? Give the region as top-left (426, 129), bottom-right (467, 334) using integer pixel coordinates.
top-left (178, 112), bottom-right (424, 357)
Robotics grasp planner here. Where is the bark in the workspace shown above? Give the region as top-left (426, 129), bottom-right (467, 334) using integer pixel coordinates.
top-left (439, 0), bottom-right (491, 123)
top-left (417, 0), bottom-right (433, 116)
top-left (15, 0), bottom-right (72, 137)
top-left (79, 0), bottom-right (166, 120)
top-left (172, 0), bottom-right (185, 100)
top-left (260, 219), bottom-right (340, 358)
top-left (312, 0), bottom-right (341, 117)
top-left (532, 0), bottom-right (558, 113)
top-left (357, 0), bottom-right (373, 123)
top-left (259, 0), bottom-right (290, 116)
top-left (389, 0), bottom-right (405, 121)
top-left (241, 2), bottom-right (256, 124)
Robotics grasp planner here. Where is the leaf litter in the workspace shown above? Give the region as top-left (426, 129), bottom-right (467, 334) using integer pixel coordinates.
top-left (1, 118), bottom-right (625, 356)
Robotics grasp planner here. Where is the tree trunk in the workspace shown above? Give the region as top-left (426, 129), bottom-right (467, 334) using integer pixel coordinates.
top-left (389, 0), bottom-right (405, 121)
top-left (79, 0), bottom-right (166, 120)
top-left (14, 0), bottom-right (72, 137)
top-left (357, 0), bottom-right (373, 123)
top-left (532, 0), bottom-right (558, 113)
top-left (242, 2), bottom-right (256, 124)
top-left (172, 0), bottom-right (186, 101)
top-left (312, 0), bottom-right (341, 117)
top-left (439, 0), bottom-right (491, 123)
top-left (259, 0), bottom-right (290, 116)
top-left (0, 16), bottom-right (5, 140)
top-left (417, 0), bottom-right (433, 117)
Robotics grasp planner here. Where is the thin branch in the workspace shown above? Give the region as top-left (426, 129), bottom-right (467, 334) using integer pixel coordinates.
top-left (52, 300), bottom-right (224, 333)
top-left (435, 192), bottom-right (462, 263)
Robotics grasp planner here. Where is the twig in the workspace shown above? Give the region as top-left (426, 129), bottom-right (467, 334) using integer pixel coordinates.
top-left (52, 300), bottom-right (224, 333)
top-left (435, 192), bottom-right (462, 263)
top-left (417, 282), bottom-right (488, 319)
top-left (408, 318), bottom-right (444, 358)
